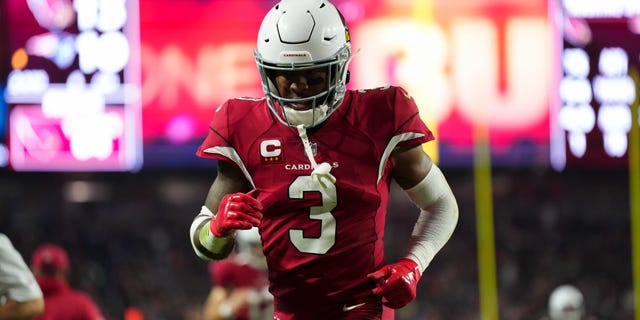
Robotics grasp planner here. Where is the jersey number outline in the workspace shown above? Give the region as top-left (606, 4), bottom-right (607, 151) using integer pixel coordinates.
top-left (288, 175), bottom-right (337, 254)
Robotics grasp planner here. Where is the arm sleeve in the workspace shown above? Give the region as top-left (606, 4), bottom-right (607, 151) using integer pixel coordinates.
top-left (0, 234), bottom-right (43, 302)
top-left (402, 165), bottom-right (459, 272)
top-left (190, 206), bottom-right (236, 261)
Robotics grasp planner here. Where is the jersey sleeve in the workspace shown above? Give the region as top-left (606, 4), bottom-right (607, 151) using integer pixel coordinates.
top-left (196, 100), bottom-right (234, 162)
top-left (389, 86), bottom-right (434, 147)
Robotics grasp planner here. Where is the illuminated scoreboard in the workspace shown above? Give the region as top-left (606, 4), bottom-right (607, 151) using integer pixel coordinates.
top-left (2, 0), bottom-right (142, 171)
top-left (551, 0), bottom-right (640, 170)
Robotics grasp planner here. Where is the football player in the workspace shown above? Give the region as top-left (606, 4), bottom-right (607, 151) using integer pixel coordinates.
top-left (203, 228), bottom-right (272, 320)
top-left (190, 0), bottom-right (459, 319)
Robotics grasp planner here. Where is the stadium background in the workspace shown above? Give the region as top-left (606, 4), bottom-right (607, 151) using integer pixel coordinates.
top-left (1, 0), bottom-right (638, 319)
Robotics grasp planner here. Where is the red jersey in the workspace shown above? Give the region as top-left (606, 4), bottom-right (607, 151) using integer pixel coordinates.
top-left (209, 256), bottom-right (272, 320)
top-left (35, 278), bottom-right (103, 320)
top-left (197, 86), bottom-right (433, 315)
top-left (210, 256), bottom-right (269, 289)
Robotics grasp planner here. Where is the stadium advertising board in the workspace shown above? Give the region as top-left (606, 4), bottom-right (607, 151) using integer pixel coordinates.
top-left (2, 0), bottom-right (142, 171)
top-left (550, 0), bottom-right (640, 170)
top-left (139, 0), bottom-right (551, 168)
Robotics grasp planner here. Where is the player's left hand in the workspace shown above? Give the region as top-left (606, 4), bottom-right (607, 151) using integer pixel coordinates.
top-left (367, 259), bottom-right (421, 309)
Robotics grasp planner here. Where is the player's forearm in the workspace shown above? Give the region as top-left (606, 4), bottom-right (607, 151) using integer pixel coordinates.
top-left (0, 298), bottom-right (44, 320)
top-left (190, 206), bottom-right (235, 260)
top-left (403, 164), bottom-right (459, 272)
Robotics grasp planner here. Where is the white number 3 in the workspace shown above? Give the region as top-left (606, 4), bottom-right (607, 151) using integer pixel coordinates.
top-left (288, 175), bottom-right (337, 254)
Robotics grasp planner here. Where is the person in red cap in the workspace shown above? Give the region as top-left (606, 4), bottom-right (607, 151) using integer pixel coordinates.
top-left (30, 244), bottom-right (104, 320)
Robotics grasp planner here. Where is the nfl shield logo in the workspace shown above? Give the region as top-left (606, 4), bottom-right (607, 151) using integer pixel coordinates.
top-left (310, 142), bottom-right (318, 157)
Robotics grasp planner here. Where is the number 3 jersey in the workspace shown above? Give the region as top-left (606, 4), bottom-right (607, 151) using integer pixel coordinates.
top-left (197, 86), bottom-right (434, 311)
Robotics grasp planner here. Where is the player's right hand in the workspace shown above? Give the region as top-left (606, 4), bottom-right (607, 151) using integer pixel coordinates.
top-left (210, 192), bottom-right (263, 237)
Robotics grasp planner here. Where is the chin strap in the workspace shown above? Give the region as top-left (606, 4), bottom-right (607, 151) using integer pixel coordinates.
top-left (296, 125), bottom-right (336, 188)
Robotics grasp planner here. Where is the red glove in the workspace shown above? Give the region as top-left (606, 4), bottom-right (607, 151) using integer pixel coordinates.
top-left (367, 259), bottom-right (421, 309)
top-left (210, 192), bottom-right (263, 237)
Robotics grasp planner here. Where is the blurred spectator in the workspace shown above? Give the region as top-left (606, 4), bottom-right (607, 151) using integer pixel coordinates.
top-left (0, 233), bottom-right (44, 319)
top-left (30, 244), bottom-right (104, 320)
top-left (203, 228), bottom-right (272, 320)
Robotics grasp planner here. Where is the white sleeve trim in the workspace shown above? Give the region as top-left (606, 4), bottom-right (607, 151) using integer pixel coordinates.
top-left (203, 146), bottom-right (255, 188)
top-left (402, 165), bottom-right (459, 272)
top-left (377, 132), bottom-right (425, 184)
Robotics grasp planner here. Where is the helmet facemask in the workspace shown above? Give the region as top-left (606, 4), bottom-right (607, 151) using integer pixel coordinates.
top-left (255, 44), bottom-right (350, 128)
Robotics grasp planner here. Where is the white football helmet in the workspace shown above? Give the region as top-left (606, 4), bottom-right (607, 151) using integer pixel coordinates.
top-left (549, 285), bottom-right (586, 320)
top-left (254, 0), bottom-right (352, 128)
